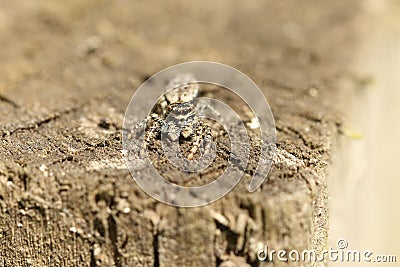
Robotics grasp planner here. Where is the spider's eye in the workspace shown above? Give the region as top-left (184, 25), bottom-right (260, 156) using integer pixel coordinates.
top-left (181, 107), bottom-right (189, 115)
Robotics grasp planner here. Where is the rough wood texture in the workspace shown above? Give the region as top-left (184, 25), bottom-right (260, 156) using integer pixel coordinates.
top-left (0, 1), bottom-right (362, 266)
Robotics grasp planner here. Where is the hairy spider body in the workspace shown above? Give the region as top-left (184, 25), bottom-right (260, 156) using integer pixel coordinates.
top-left (139, 73), bottom-right (214, 160)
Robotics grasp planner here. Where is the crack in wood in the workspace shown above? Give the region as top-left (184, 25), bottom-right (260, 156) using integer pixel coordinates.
top-left (1, 106), bottom-right (81, 138)
top-left (0, 94), bottom-right (20, 109)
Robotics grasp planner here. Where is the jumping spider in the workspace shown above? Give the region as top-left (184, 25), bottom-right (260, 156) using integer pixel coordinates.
top-left (138, 73), bottom-right (215, 160)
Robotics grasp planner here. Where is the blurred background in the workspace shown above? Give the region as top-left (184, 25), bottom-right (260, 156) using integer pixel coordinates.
top-left (330, 0), bottom-right (400, 265)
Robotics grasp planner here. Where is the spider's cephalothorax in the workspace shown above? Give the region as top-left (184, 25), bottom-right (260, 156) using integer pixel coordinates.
top-left (166, 102), bottom-right (196, 122)
top-left (154, 73), bottom-right (199, 115)
top-left (165, 73), bottom-right (199, 103)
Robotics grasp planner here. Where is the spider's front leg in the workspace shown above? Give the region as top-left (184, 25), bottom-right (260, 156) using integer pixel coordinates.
top-left (144, 117), bottom-right (163, 144)
top-left (160, 120), bottom-right (182, 142)
top-left (122, 115), bottom-right (161, 157)
top-left (186, 121), bottom-right (214, 160)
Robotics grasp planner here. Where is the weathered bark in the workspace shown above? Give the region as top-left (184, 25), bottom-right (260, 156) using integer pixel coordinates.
top-left (0, 1), bottom-right (362, 266)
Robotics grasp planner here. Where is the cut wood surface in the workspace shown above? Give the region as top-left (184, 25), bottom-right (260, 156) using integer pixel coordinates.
top-left (0, 1), bottom-right (364, 266)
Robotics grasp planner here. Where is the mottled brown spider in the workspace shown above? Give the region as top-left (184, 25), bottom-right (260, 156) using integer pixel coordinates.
top-left (139, 73), bottom-right (215, 160)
